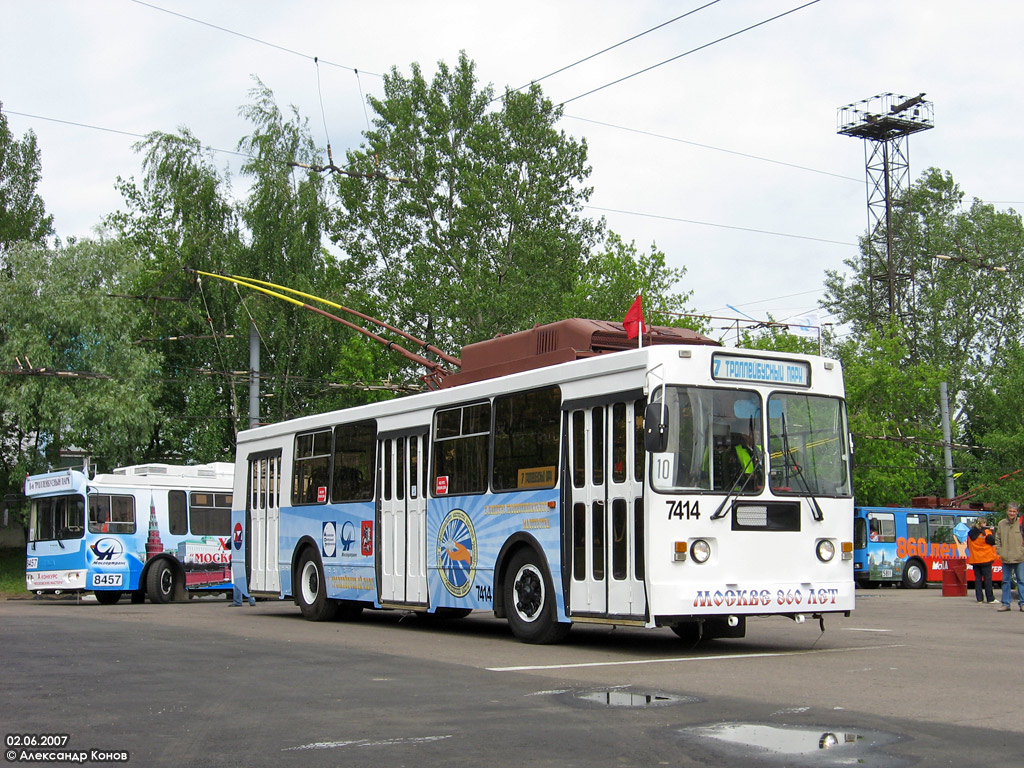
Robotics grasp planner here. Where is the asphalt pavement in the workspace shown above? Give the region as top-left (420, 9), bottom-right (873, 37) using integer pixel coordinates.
top-left (1, 586), bottom-right (1020, 767)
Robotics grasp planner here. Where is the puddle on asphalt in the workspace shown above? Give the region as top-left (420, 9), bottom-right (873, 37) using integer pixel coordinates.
top-left (564, 688), bottom-right (701, 708)
top-left (680, 722), bottom-right (904, 767)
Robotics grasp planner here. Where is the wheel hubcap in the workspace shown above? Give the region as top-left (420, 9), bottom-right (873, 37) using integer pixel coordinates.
top-left (301, 561), bottom-right (319, 604)
top-left (514, 565), bottom-right (543, 622)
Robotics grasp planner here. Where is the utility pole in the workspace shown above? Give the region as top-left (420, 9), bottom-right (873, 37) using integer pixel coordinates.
top-left (939, 381), bottom-right (955, 499)
top-left (249, 322), bottom-right (260, 429)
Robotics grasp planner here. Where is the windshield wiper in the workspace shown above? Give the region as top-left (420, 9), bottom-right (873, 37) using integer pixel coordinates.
top-left (779, 414), bottom-right (823, 521)
top-left (711, 444), bottom-right (765, 520)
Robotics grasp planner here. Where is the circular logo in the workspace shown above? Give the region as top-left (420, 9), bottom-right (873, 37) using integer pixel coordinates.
top-left (233, 522), bottom-right (244, 550)
top-left (322, 521), bottom-right (337, 558)
top-left (436, 508), bottom-right (477, 598)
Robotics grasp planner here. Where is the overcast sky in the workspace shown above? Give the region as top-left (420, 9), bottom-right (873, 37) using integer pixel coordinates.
top-left (4, 0), bottom-right (1022, 342)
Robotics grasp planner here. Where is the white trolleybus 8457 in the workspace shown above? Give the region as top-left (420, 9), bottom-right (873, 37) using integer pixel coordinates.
top-left (26, 462), bottom-right (234, 604)
top-left (233, 318), bottom-right (854, 643)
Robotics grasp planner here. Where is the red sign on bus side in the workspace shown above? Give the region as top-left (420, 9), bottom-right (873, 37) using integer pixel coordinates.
top-left (436, 476), bottom-right (449, 495)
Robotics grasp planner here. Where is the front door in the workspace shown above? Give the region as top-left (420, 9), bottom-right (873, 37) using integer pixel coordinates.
top-left (378, 433), bottom-right (428, 606)
top-left (567, 398), bottom-right (647, 620)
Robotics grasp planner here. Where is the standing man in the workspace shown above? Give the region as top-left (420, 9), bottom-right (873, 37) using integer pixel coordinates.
top-left (995, 501), bottom-right (1024, 612)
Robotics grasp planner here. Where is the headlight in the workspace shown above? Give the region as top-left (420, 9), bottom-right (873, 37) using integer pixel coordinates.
top-left (816, 539), bottom-right (836, 562)
top-left (691, 539), bottom-right (711, 563)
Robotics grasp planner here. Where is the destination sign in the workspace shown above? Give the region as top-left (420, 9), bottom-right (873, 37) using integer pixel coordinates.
top-left (712, 354), bottom-right (810, 387)
top-left (25, 472), bottom-right (74, 494)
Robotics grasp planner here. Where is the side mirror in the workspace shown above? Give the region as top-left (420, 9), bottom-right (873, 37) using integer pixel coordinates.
top-left (644, 401), bottom-right (668, 453)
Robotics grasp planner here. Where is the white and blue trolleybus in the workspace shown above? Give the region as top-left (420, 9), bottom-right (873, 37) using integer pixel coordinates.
top-left (26, 462), bottom-right (234, 604)
top-left (233, 319), bottom-right (854, 642)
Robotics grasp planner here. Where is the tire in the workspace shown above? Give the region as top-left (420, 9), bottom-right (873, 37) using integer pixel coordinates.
top-left (296, 549), bottom-right (338, 621)
top-left (504, 549), bottom-right (570, 644)
top-left (94, 590), bottom-right (122, 605)
top-left (902, 559), bottom-right (927, 589)
top-left (147, 560), bottom-right (176, 604)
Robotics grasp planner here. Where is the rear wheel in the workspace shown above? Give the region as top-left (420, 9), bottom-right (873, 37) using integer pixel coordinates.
top-left (504, 549), bottom-right (570, 644)
top-left (94, 590), bottom-right (122, 605)
top-left (147, 561), bottom-right (176, 604)
top-left (902, 559), bottom-right (927, 589)
top-left (296, 549), bottom-right (338, 621)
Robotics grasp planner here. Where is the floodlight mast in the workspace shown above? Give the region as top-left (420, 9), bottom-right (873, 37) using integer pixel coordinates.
top-left (837, 92), bottom-right (934, 325)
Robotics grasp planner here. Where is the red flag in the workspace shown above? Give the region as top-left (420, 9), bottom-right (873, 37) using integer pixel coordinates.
top-left (624, 295), bottom-right (645, 340)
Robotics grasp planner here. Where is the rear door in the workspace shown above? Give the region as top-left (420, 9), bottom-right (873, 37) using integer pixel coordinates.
top-left (247, 451), bottom-right (282, 594)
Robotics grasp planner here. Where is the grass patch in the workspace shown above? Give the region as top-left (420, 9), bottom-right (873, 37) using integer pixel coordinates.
top-left (0, 548), bottom-right (26, 597)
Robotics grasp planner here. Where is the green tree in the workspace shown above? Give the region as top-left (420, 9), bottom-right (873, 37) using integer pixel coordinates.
top-left (109, 83), bottom-right (409, 464)
top-left (0, 104), bottom-right (54, 261)
top-left (331, 52), bottom-right (602, 353)
top-left (834, 327), bottom-right (946, 506)
top-left (563, 231), bottom-right (704, 330)
top-left (0, 239), bottom-right (161, 484)
top-left (823, 169), bottom-right (1024, 502)
top-left (237, 80), bottom-right (403, 417)
top-left (109, 126), bottom-right (248, 461)
top-left (1, 104), bottom-right (58, 516)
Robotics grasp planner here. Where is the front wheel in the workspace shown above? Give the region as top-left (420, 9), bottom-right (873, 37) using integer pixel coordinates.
top-left (147, 561), bottom-right (176, 604)
top-left (95, 590), bottom-right (122, 605)
top-left (902, 559), bottom-right (927, 589)
top-left (504, 549), bottom-right (570, 644)
top-left (296, 549), bottom-right (338, 621)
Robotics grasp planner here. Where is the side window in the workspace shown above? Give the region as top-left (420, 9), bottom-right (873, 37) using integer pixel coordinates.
top-left (929, 514), bottom-right (955, 544)
top-left (94, 495), bottom-right (136, 534)
top-left (432, 402), bottom-right (491, 495)
top-left (867, 511), bottom-right (895, 543)
top-left (190, 492), bottom-right (232, 536)
top-left (293, 429), bottom-right (332, 505)
top-left (332, 420), bottom-right (376, 502)
top-left (906, 514), bottom-right (927, 542)
top-left (492, 386), bottom-right (560, 491)
top-left (168, 490), bottom-right (187, 535)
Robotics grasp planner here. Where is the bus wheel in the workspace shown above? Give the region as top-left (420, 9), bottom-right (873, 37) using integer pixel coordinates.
top-left (902, 559), bottom-right (927, 589)
top-left (147, 561), bottom-right (176, 604)
top-left (504, 549), bottom-right (570, 644)
top-left (296, 549), bottom-right (338, 621)
top-left (94, 590), bottom-right (122, 605)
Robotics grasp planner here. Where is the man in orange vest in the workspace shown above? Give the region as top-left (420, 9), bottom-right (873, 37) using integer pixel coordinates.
top-left (966, 516), bottom-right (997, 603)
